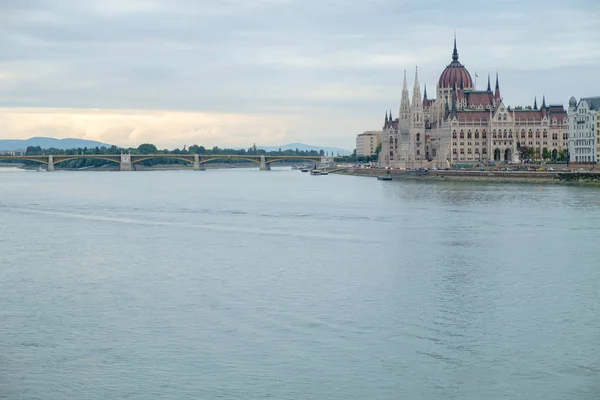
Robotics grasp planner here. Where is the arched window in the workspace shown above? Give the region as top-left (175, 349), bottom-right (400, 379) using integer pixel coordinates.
top-left (482, 130), bottom-right (487, 139)
top-left (452, 130), bottom-right (457, 139)
top-left (416, 133), bottom-right (421, 142)
top-left (460, 130), bottom-right (465, 139)
top-left (467, 130), bottom-right (472, 139)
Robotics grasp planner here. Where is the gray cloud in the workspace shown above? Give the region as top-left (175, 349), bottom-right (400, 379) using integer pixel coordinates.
top-left (0, 0), bottom-right (598, 148)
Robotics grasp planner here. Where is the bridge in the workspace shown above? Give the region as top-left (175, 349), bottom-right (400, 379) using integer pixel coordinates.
top-left (0, 153), bottom-right (336, 171)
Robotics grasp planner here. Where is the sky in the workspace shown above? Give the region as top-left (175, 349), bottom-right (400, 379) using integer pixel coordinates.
top-left (0, 0), bottom-right (598, 150)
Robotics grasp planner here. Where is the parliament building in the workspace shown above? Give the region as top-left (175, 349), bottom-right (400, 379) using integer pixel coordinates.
top-left (379, 38), bottom-right (569, 168)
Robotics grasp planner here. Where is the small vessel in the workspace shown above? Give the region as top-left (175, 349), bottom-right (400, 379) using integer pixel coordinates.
top-left (319, 171), bottom-right (328, 175)
top-left (310, 169), bottom-right (322, 175)
top-left (300, 168), bottom-right (309, 172)
top-left (377, 175), bottom-right (392, 181)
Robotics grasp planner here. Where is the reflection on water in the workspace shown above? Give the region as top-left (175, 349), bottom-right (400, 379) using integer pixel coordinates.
top-left (0, 169), bottom-right (599, 400)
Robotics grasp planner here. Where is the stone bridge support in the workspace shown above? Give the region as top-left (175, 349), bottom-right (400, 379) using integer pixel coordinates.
top-left (259, 155), bottom-right (271, 171)
top-left (47, 155), bottom-right (54, 172)
top-left (193, 154), bottom-right (205, 171)
top-left (120, 152), bottom-right (133, 171)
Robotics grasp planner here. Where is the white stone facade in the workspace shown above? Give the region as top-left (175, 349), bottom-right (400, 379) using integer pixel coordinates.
top-left (568, 97), bottom-right (600, 164)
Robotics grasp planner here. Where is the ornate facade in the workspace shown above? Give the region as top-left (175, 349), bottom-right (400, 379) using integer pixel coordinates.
top-left (379, 38), bottom-right (569, 168)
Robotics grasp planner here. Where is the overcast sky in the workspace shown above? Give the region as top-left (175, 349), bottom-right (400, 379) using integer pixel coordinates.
top-left (0, 0), bottom-right (598, 150)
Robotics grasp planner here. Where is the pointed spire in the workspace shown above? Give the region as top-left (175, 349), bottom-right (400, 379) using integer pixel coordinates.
top-left (487, 74), bottom-right (491, 92)
top-left (385, 111), bottom-right (388, 124)
top-left (452, 32), bottom-right (459, 62)
top-left (542, 94), bottom-right (546, 108)
top-left (389, 109), bottom-right (393, 120)
top-left (412, 67), bottom-right (422, 107)
top-left (399, 69), bottom-right (411, 120)
top-left (494, 72), bottom-right (501, 101)
top-left (533, 97), bottom-right (538, 110)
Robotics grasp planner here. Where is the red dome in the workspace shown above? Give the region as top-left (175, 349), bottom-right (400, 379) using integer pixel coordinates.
top-left (438, 39), bottom-right (473, 89)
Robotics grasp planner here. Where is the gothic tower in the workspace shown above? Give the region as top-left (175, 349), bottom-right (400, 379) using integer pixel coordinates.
top-left (399, 69), bottom-right (411, 134)
top-left (411, 67), bottom-right (425, 160)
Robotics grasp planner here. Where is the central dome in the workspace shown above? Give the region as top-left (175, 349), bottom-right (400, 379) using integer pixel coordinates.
top-left (438, 38), bottom-right (473, 89)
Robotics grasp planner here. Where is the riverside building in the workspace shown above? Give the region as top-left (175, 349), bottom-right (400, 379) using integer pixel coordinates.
top-left (568, 96), bottom-right (600, 164)
top-left (379, 38), bottom-right (569, 169)
top-left (356, 131), bottom-right (382, 157)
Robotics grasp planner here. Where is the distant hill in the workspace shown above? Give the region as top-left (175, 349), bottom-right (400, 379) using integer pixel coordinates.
top-left (258, 143), bottom-right (352, 156)
top-left (0, 137), bottom-right (116, 151)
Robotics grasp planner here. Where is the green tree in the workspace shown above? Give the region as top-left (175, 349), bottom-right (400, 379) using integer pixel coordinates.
top-left (137, 143), bottom-right (158, 154)
top-left (542, 147), bottom-right (550, 160)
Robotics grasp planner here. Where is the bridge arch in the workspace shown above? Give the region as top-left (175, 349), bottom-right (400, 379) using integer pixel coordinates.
top-left (199, 156), bottom-right (261, 165)
top-left (131, 155), bottom-right (194, 165)
top-left (265, 157), bottom-right (322, 165)
top-left (54, 156), bottom-right (121, 165)
top-left (0, 156), bottom-right (48, 164)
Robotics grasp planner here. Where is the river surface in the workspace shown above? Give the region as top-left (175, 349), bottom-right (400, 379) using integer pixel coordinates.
top-left (1, 167), bottom-right (599, 399)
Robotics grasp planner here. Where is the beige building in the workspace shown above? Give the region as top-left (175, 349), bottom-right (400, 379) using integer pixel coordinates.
top-left (379, 37), bottom-right (569, 169)
top-left (356, 131), bottom-right (382, 156)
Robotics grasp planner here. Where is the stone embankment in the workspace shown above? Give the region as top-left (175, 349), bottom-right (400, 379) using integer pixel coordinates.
top-left (337, 168), bottom-right (600, 185)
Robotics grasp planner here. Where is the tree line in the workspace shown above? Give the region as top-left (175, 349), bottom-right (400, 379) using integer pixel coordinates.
top-left (517, 146), bottom-right (568, 163)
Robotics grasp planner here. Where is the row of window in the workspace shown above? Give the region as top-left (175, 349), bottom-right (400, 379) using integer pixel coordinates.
top-left (451, 130), bottom-right (568, 140)
top-left (452, 148), bottom-right (487, 154)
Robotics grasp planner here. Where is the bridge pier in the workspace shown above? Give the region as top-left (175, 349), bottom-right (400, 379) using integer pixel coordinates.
top-left (259, 155), bottom-right (271, 171)
top-left (120, 152), bottom-right (133, 171)
top-left (47, 155), bottom-right (54, 172)
top-left (193, 154), bottom-right (205, 171)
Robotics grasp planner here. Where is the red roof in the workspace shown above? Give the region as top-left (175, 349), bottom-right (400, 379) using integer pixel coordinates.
top-left (439, 63), bottom-right (473, 89)
top-left (454, 111), bottom-right (491, 123)
top-left (466, 91), bottom-right (493, 108)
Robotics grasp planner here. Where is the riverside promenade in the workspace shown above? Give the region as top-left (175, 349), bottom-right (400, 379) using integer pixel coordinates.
top-left (337, 167), bottom-right (600, 185)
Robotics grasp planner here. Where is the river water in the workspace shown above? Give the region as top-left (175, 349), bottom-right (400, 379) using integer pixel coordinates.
top-left (0, 167), bottom-right (599, 399)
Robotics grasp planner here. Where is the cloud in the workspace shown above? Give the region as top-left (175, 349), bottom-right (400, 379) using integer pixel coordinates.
top-left (0, 108), bottom-right (293, 149)
top-left (0, 0), bottom-right (598, 149)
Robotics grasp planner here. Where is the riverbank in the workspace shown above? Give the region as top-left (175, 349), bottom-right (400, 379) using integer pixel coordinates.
top-left (336, 168), bottom-right (600, 186)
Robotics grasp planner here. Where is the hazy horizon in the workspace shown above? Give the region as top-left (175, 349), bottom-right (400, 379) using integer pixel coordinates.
top-left (0, 136), bottom-right (353, 152)
top-left (1, 0), bottom-right (598, 149)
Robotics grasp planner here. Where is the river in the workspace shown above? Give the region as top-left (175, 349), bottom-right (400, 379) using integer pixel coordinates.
top-left (1, 167), bottom-right (599, 399)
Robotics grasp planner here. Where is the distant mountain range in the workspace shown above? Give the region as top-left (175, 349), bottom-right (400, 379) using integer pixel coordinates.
top-left (0, 137), bottom-right (115, 151)
top-left (258, 143), bottom-right (352, 156)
